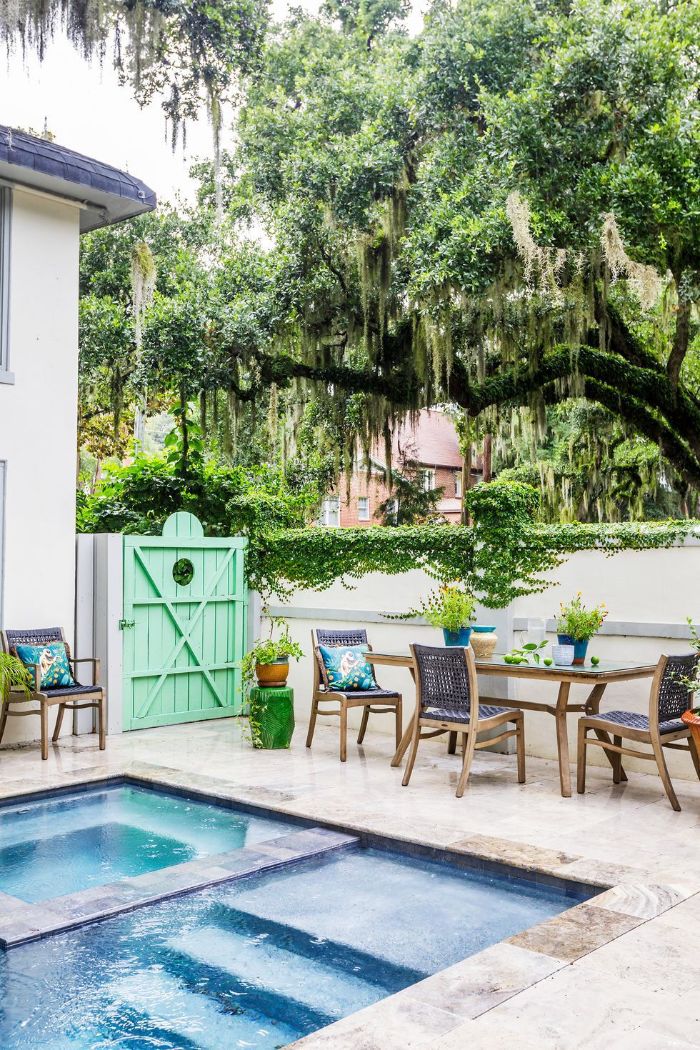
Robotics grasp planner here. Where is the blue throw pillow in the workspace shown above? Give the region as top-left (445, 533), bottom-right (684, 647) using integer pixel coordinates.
top-left (15, 643), bottom-right (75, 690)
top-left (319, 644), bottom-right (377, 691)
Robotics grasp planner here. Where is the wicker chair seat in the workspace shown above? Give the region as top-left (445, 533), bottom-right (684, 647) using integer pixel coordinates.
top-left (39, 683), bottom-right (102, 698)
top-left (423, 703), bottom-right (510, 724)
top-left (592, 709), bottom-right (686, 734)
top-left (320, 687), bottom-right (400, 701)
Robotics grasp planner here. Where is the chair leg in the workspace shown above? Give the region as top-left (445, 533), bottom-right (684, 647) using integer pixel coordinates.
top-left (98, 698), bottom-right (106, 751)
top-left (612, 735), bottom-right (622, 784)
top-left (577, 722), bottom-right (588, 794)
top-left (456, 729), bottom-right (477, 798)
top-left (52, 703), bottom-right (67, 742)
top-left (40, 701), bottom-right (49, 761)
top-left (357, 705), bottom-right (370, 745)
top-left (306, 698), bottom-right (319, 749)
top-left (516, 715), bottom-right (526, 784)
top-left (0, 700), bottom-right (9, 745)
top-left (688, 734), bottom-right (700, 781)
top-left (401, 722), bottom-right (421, 787)
top-left (339, 702), bottom-right (348, 762)
top-left (447, 731), bottom-right (457, 755)
top-left (651, 737), bottom-right (681, 812)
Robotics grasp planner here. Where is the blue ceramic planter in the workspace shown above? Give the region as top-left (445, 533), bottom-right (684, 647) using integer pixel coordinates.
top-left (443, 627), bottom-right (473, 647)
top-left (557, 634), bottom-right (588, 665)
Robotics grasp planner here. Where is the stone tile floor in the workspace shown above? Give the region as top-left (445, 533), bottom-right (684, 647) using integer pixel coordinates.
top-left (1, 719), bottom-right (699, 1048)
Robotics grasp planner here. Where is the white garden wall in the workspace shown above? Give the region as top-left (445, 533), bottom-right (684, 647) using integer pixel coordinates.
top-left (262, 540), bottom-right (700, 781)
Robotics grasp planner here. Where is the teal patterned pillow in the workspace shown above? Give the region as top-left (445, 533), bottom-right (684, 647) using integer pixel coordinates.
top-left (319, 644), bottom-right (377, 691)
top-left (15, 643), bottom-right (75, 690)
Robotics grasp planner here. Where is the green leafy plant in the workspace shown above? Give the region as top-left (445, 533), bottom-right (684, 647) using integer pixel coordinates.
top-left (400, 584), bottom-right (477, 632)
top-left (239, 618), bottom-right (303, 690)
top-left (504, 640), bottom-right (548, 665)
top-left (556, 594), bottom-right (608, 642)
top-left (0, 653), bottom-right (31, 702)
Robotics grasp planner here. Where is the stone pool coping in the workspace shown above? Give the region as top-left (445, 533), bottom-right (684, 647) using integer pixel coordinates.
top-left (0, 760), bottom-right (692, 1048)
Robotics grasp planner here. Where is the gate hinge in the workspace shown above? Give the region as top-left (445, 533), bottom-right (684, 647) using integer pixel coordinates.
top-left (118, 619), bottom-right (136, 630)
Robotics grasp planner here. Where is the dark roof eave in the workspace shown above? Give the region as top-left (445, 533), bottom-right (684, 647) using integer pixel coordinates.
top-left (0, 126), bottom-right (157, 232)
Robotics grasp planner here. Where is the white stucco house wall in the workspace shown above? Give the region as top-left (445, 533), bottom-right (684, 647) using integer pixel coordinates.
top-left (0, 125), bottom-right (155, 746)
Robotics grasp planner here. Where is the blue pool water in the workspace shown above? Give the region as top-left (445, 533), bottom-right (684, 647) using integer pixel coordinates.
top-left (0, 784), bottom-right (291, 902)
top-left (0, 846), bottom-right (590, 1049)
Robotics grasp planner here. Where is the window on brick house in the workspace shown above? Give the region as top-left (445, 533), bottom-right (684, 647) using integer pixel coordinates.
top-left (422, 468), bottom-right (436, 491)
top-left (320, 497), bottom-right (340, 527)
top-left (358, 496), bottom-right (370, 520)
top-left (454, 473), bottom-right (462, 498)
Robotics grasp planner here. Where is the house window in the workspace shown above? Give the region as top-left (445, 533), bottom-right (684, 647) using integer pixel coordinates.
top-left (422, 468), bottom-right (436, 491)
top-left (358, 496), bottom-right (370, 521)
top-left (454, 473), bottom-right (462, 498)
top-left (385, 498), bottom-right (398, 524)
top-left (0, 188), bottom-right (11, 382)
top-left (320, 497), bottom-right (340, 527)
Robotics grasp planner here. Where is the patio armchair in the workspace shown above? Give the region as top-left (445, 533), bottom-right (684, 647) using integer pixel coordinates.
top-left (308, 628), bottom-right (402, 762)
top-left (0, 627), bottom-right (105, 761)
top-left (402, 643), bottom-right (525, 797)
top-left (577, 652), bottom-right (700, 811)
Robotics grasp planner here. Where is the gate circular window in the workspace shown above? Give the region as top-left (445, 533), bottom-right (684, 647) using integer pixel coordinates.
top-left (172, 557), bottom-right (195, 586)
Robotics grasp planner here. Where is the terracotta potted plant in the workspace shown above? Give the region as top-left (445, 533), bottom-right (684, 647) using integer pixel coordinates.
top-left (0, 652), bottom-right (30, 703)
top-left (240, 619), bottom-right (303, 689)
top-left (556, 594), bottom-right (608, 665)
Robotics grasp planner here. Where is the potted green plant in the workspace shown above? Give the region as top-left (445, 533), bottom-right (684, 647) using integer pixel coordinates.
top-left (240, 619), bottom-right (304, 689)
top-left (0, 652), bottom-right (30, 700)
top-left (418, 584), bottom-right (477, 646)
top-left (556, 594), bottom-right (607, 665)
top-left (680, 618), bottom-right (700, 752)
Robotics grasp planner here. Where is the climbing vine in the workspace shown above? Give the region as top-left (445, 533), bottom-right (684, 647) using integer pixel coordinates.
top-left (247, 481), bottom-right (700, 606)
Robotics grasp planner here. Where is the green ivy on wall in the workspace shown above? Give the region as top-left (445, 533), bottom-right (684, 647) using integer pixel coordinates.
top-left (248, 481), bottom-right (700, 608)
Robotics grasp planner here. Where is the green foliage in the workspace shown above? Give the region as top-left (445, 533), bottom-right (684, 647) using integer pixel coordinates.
top-left (77, 454), bottom-right (320, 538)
top-left (555, 594), bottom-right (608, 641)
top-left (503, 640), bottom-right (547, 665)
top-left (240, 633), bottom-right (304, 689)
top-left (0, 653), bottom-right (31, 702)
top-left (409, 583), bottom-right (477, 631)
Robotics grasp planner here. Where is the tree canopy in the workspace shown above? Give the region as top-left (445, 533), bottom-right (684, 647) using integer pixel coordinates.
top-left (76, 0), bottom-right (700, 521)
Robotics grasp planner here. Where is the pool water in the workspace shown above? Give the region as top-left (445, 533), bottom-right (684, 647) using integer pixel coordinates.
top-left (0, 847), bottom-right (590, 1049)
top-left (0, 784), bottom-right (291, 902)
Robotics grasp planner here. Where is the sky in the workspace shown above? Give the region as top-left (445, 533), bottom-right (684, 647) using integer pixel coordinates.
top-left (0, 1), bottom-right (425, 207)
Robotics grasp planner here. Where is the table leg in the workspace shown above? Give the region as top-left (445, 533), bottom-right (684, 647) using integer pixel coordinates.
top-left (585, 683), bottom-right (628, 782)
top-left (555, 682), bottom-right (572, 797)
top-left (391, 667), bottom-right (416, 768)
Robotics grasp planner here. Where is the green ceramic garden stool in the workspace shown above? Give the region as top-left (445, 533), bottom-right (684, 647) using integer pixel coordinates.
top-left (249, 686), bottom-right (295, 749)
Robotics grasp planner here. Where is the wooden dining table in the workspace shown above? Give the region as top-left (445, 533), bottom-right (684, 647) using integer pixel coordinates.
top-left (366, 651), bottom-right (657, 797)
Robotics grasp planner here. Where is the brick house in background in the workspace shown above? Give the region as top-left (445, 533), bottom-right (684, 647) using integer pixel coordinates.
top-left (320, 409), bottom-right (482, 527)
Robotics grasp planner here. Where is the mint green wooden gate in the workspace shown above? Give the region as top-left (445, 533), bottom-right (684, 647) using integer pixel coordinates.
top-left (122, 512), bottom-right (247, 731)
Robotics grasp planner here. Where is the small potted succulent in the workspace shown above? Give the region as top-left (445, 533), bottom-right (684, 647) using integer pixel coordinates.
top-left (419, 583), bottom-right (477, 646)
top-left (240, 619), bottom-right (303, 689)
top-left (556, 594), bottom-right (607, 665)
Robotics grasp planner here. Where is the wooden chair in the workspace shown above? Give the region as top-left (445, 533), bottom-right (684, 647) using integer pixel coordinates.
top-left (577, 652), bottom-right (700, 811)
top-left (0, 627), bottom-right (105, 761)
top-left (402, 643), bottom-right (525, 797)
top-left (308, 628), bottom-right (402, 762)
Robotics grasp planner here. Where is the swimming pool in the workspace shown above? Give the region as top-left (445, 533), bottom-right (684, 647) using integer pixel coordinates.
top-left (0, 837), bottom-right (591, 1049)
top-left (0, 783), bottom-right (291, 902)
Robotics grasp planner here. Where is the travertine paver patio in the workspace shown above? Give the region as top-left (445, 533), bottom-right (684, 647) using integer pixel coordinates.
top-left (1, 719), bottom-right (699, 1048)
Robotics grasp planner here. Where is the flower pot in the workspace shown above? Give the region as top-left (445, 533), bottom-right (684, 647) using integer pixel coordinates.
top-left (681, 709), bottom-right (700, 755)
top-left (558, 635), bottom-right (589, 665)
top-left (470, 625), bottom-right (498, 660)
top-left (552, 644), bottom-right (575, 667)
top-left (255, 658), bottom-right (289, 688)
top-left (442, 627), bottom-right (473, 647)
